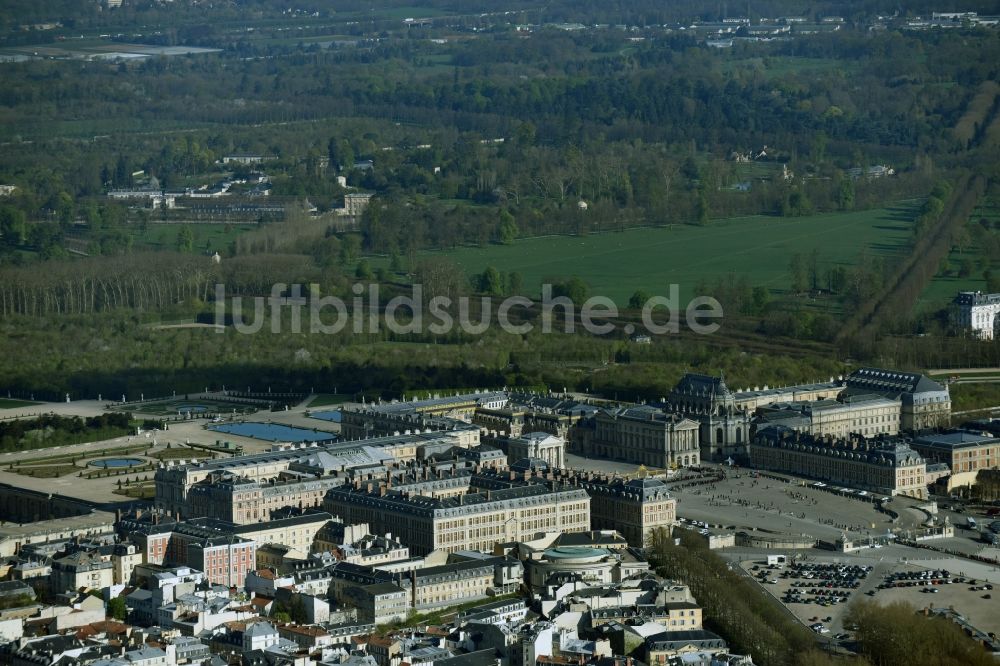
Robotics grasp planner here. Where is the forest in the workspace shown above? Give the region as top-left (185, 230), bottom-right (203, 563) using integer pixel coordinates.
top-left (1, 0), bottom-right (1000, 398)
top-left (0, 412), bottom-right (133, 452)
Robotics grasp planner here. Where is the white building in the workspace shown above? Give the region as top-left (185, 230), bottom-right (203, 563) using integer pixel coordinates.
top-left (243, 621), bottom-right (280, 651)
top-left (343, 192), bottom-right (374, 217)
top-left (506, 432), bottom-right (566, 468)
top-left (953, 291), bottom-right (1000, 339)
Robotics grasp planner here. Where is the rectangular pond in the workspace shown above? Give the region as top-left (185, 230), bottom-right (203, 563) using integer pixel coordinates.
top-left (207, 422), bottom-right (336, 443)
top-left (310, 410), bottom-right (342, 423)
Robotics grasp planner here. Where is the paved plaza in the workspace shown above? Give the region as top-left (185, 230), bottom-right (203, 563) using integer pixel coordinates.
top-left (669, 470), bottom-right (915, 541)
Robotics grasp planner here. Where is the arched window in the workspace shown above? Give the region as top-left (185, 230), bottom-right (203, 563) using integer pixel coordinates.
top-left (716, 427), bottom-right (724, 443)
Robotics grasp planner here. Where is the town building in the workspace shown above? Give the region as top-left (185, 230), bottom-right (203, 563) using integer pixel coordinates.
top-left (756, 395), bottom-right (901, 439)
top-left (577, 406), bottom-right (701, 469)
top-left (119, 517), bottom-right (257, 587)
top-left (501, 432), bottom-right (566, 468)
top-left (729, 381), bottom-right (842, 411)
top-left (667, 374), bottom-right (753, 462)
top-left (578, 477), bottom-right (676, 547)
top-left (324, 480), bottom-right (590, 555)
top-left (343, 192), bottom-right (375, 217)
top-left (911, 430), bottom-right (1000, 488)
top-left (222, 153), bottom-right (265, 165)
top-left (523, 545), bottom-right (649, 594)
top-left (339, 392), bottom-right (503, 442)
top-left (750, 425), bottom-right (927, 498)
top-left (50, 551), bottom-right (114, 594)
top-left (475, 394), bottom-right (597, 442)
top-left (843, 367), bottom-right (951, 431)
top-left (643, 629), bottom-right (729, 662)
top-left (154, 433), bottom-right (471, 521)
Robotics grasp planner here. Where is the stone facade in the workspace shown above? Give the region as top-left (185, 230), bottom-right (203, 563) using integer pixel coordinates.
top-left (757, 395), bottom-right (901, 439)
top-left (668, 374), bottom-right (753, 463)
top-left (843, 367), bottom-right (951, 431)
top-left (581, 406), bottom-right (701, 469)
top-left (504, 432), bottom-right (566, 468)
top-left (750, 425), bottom-right (927, 498)
top-left (324, 481), bottom-right (590, 555)
top-left (953, 291), bottom-right (1000, 339)
top-left (578, 477), bottom-right (676, 547)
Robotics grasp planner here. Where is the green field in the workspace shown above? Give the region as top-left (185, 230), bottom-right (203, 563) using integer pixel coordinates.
top-left (306, 393), bottom-right (352, 408)
top-left (132, 223), bottom-right (256, 253)
top-left (916, 196), bottom-right (1000, 313)
top-left (0, 399), bottom-right (40, 409)
top-left (387, 203), bottom-right (917, 306)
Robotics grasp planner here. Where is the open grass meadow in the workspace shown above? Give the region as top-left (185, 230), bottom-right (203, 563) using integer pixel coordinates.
top-left (915, 195), bottom-right (1000, 313)
top-left (389, 203), bottom-right (918, 306)
top-left (131, 223), bottom-right (257, 254)
top-left (306, 393), bottom-right (353, 408)
top-left (0, 398), bottom-right (40, 409)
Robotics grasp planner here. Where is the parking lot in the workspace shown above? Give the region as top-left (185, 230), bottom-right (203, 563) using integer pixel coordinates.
top-left (740, 557), bottom-right (875, 637)
top-left (737, 548), bottom-right (1000, 641)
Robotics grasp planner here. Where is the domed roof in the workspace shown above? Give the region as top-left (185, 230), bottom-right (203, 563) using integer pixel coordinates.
top-left (542, 546), bottom-right (607, 562)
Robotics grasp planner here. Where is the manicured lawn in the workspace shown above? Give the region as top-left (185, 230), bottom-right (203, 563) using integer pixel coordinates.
top-left (150, 447), bottom-right (216, 461)
top-left (10, 464), bottom-right (80, 478)
top-left (307, 393), bottom-right (352, 407)
top-left (0, 399), bottom-right (40, 409)
top-left (387, 203), bottom-right (917, 306)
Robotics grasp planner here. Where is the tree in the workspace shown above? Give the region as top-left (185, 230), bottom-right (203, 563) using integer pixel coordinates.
top-left (552, 276), bottom-right (588, 305)
top-left (498, 210), bottom-right (518, 244)
top-left (327, 138), bottom-right (354, 171)
top-left (985, 269), bottom-right (1000, 293)
top-left (176, 225), bottom-right (194, 253)
top-left (507, 271), bottom-right (523, 296)
top-left (389, 251), bottom-right (405, 274)
top-left (289, 596), bottom-right (308, 624)
top-left (810, 131), bottom-right (828, 165)
top-left (340, 234), bottom-right (362, 264)
top-left (0, 205), bottom-right (26, 248)
top-left (846, 600), bottom-right (995, 666)
top-left (808, 249), bottom-right (821, 291)
top-left (629, 290), bottom-right (651, 310)
top-left (789, 254), bottom-right (808, 293)
top-left (751, 286), bottom-right (771, 313)
top-left (837, 177), bottom-right (855, 210)
top-left (107, 596), bottom-right (127, 621)
top-left (696, 190), bottom-right (710, 226)
top-left (782, 189), bottom-right (812, 217)
top-left (355, 260), bottom-right (373, 280)
top-left (478, 266), bottom-right (504, 296)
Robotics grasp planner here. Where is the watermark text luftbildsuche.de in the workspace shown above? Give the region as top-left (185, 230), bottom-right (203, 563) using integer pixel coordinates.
top-left (214, 283), bottom-right (723, 337)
